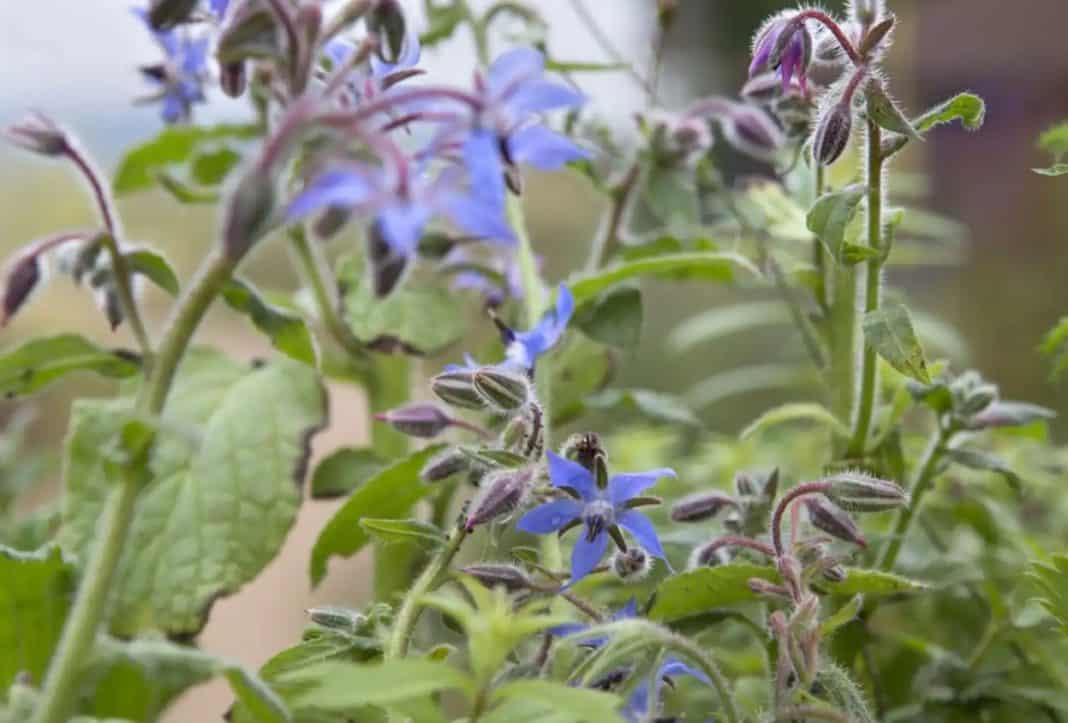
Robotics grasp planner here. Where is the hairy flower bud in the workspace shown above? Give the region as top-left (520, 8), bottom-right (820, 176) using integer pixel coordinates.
top-left (721, 102), bottom-right (786, 160)
top-left (611, 547), bottom-right (651, 582)
top-left (421, 447), bottom-right (470, 482)
top-left (368, 0), bottom-right (407, 63)
top-left (223, 172), bottom-right (276, 259)
top-left (461, 563), bottom-right (531, 592)
top-left (374, 403), bottom-right (453, 438)
top-left (804, 497), bottom-right (867, 548)
top-left (822, 564), bottom-right (847, 583)
top-left (4, 112), bottom-right (69, 157)
top-left (307, 605), bottom-right (365, 631)
top-left (148, 0), bottom-right (199, 29)
top-left (824, 472), bottom-right (908, 512)
top-left (220, 62), bottom-right (248, 98)
top-left (750, 12), bottom-right (812, 92)
top-left (812, 101), bottom-right (853, 166)
top-left (473, 367), bottom-right (530, 410)
top-left (432, 370), bottom-right (487, 410)
top-left (671, 490), bottom-right (738, 522)
top-left (748, 578), bottom-right (791, 600)
top-left (464, 468), bottom-right (532, 532)
top-left (2, 252), bottom-right (42, 326)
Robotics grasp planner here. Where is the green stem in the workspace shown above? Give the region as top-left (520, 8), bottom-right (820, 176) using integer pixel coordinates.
top-left (32, 247), bottom-right (240, 723)
top-left (878, 425), bottom-right (949, 571)
top-left (813, 164), bottom-right (830, 315)
top-left (585, 161), bottom-right (640, 272)
top-left (386, 525), bottom-right (469, 659)
top-left (664, 633), bottom-right (740, 723)
top-left (28, 469), bottom-right (140, 723)
top-left (847, 121), bottom-right (884, 458)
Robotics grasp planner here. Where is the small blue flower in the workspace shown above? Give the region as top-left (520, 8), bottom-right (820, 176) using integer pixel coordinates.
top-left (517, 451), bottom-right (674, 584)
top-left (499, 284), bottom-right (573, 371)
top-left (133, 7), bottom-right (211, 123)
top-left (208, 0), bottom-right (229, 19)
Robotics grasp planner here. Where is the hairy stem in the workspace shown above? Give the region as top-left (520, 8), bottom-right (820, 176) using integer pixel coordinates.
top-left (386, 525), bottom-right (469, 659)
top-left (813, 163), bottom-right (829, 314)
top-left (771, 481), bottom-right (831, 557)
top-left (585, 161), bottom-right (640, 272)
top-left (847, 121), bottom-right (884, 458)
top-left (878, 425), bottom-right (949, 570)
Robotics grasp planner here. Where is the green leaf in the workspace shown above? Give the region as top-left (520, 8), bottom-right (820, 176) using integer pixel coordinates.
top-left (807, 184), bottom-right (866, 260)
top-left (155, 171), bottom-right (220, 204)
top-left (650, 564), bottom-right (925, 621)
top-left (358, 518), bottom-right (446, 548)
top-left (0, 334), bottom-right (140, 398)
top-left (114, 124), bottom-right (258, 194)
top-left (668, 301), bottom-right (790, 352)
top-left (862, 302), bottom-right (932, 383)
top-left (944, 447), bottom-right (1022, 491)
top-left (309, 446), bottom-right (442, 586)
top-left (821, 594), bottom-right (864, 637)
top-left (491, 680), bottom-right (624, 723)
top-left (59, 351), bottom-right (327, 636)
top-left (550, 336), bottom-right (612, 426)
top-left (1029, 555), bottom-right (1068, 634)
top-left (344, 279), bottom-right (466, 355)
top-left (740, 402), bottom-right (849, 440)
top-left (310, 447), bottom-right (386, 499)
top-left (568, 252), bottom-right (759, 306)
top-left (191, 147), bottom-right (242, 186)
top-left (125, 248), bottom-right (180, 296)
top-left (1040, 316), bottom-right (1068, 381)
top-left (639, 164), bottom-right (699, 230)
top-left (573, 286), bottom-right (642, 350)
top-left (0, 546), bottom-right (75, 692)
top-left (866, 82), bottom-right (921, 140)
top-left (585, 388), bottom-right (700, 427)
top-left (1038, 121), bottom-right (1068, 158)
top-left (912, 92), bottom-right (986, 134)
top-left (279, 660), bottom-right (473, 710)
top-left (1033, 164), bottom-right (1068, 177)
top-left (544, 59), bottom-right (627, 73)
top-left (222, 278), bottom-right (318, 365)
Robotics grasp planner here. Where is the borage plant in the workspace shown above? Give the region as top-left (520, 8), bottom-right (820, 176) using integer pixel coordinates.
top-left (2, 1), bottom-right (1067, 722)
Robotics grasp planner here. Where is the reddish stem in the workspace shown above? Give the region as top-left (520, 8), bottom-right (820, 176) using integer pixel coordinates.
top-left (793, 9), bottom-right (861, 64)
top-left (700, 535), bottom-right (776, 560)
top-left (770, 481), bottom-right (831, 557)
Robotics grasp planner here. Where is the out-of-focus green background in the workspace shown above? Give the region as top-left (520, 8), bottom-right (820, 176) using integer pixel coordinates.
top-left (1, 0), bottom-right (1065, 718)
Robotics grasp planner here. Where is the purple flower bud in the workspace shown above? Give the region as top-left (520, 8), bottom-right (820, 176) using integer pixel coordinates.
top-left (473, 367), bottom-right (530, 411)
top-left (461, 563), bottom-right (532, 592)
top-left (147, 0), bottom-right (199, 29)
top-left (431, 370), bottom-right (488, 410)
top-left (671, 490), bottom-right (738, 522)
top-left (858, 15), bottom-right (895, 58)
top-left (98, 287), bottom-right (124, 331)
top-left (464, 468), bottom-right (532, 532)
top-left (721, 102), bottom-right (786, 160)
top-left (610, 546), bottom-right (651, 582)
top-left (812, 101), bottom-right (853, 166)
top-left (804, 497), bottom-right (867, 548)
top-left (822, 564), bottom-right (847, 583)
top-left (368, 0), bottom-right (407, 64)
top-left (2, 252), bottom-right (42, 326)
top-left (4, 112), bottom-right (69, 157)
top-left (749, 12), bottom-right (812, 92)
top-left (824, 472), bottom-right (908, 512)
top-left (223, 172), bottom-right (276, 260)
top-left (421, 447), bottom-right (470, 482)
top-left (964, 401), bottom-right (1056, 430)
top-left (220, 62), bottom-right (248, 98)
top-left (374, 403), bottom-right (453, 438)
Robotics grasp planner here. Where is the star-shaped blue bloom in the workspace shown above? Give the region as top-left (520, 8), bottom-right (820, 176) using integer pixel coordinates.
top-left (498, 283), bottom-right (573, 371)
top-left (287, 161), bottom-right (514, 260)
top-left (133, 7), bottom-right (211, 124)
top-left (517, 451), bottom-right (674, 584)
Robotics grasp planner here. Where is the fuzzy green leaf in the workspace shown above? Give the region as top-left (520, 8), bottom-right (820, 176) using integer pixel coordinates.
top-left (490, 680), bottom-right (624, 723)
top-left (358, 518), bottom-right (446, 548)
top-left (807, 184), bottom-right (866, 260)
top-left (222, 278), bottom-right (318, 365)
top-left (279, 659), bottom-right (473, 710)
top-left (0, 334), bottom-right (140, 398)
top-left (863, 302), bottom-right (932, 383)
top-left (114, 124), bottom-right (258, 194)
top-left (573, 286), bottom-right (642, 350)
top-left (740, 402), bottom-right (849, 440)
top-left (568, 252), bottom-right (759, 306)
top-left (913, 93), bottom-right (986, 134)
top-left (125, 249), bottom-right (180, 296)
top-left (344, 283), bottom-right (466, 355)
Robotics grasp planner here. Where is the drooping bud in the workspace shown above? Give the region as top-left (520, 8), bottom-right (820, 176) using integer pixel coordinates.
top-left (824, 471), bottom-right (908, 512)
top-left (689, 540), bottom-right (731, 569)
top-left (421, 447), bottom-right (470, 482)
top-left (220, 62), bottom-right (248, 98)
top-left (431, 369), bottom-right (487, 410)
top-left (461, 563), bottom-right (532, 592)
top-left (803, 497), bottom-right (867, 548)
top-left (374, 403), bottom-right (453, 438)
top-left (464, 468), bottom-right (532, 532)
top-left (610, 546), bottom-right (651, 582)
top-left (720, 102), bottom-right (786, 160)
top-left (4, 112), bottom-right (68, 157)
top-left (812, 101), bottom-right (853, 166)
top-left (749, 12), bottom-right (812, 91)
top-left (217, 1), bottom-right (283, 66)
top-left (671, 490), bottom-right (738, 522)
top-left (2, 252), bottom-right (42, 326)
top-left (368, 0), bottom-right (407, 63)
top-left (147, 0), bottom-right (199, 29)
top-left (98, 287), bottom-right (124, 331)
top-left (473, 367), bottom-right (530, 410)
top-left (223, 172), bottom-right (276, 260)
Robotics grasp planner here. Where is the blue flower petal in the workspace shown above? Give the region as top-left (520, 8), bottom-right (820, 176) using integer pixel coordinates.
top-left (463, 129), bottom-right (506, 212)
top-left (608, 468), bottom-right (675, 506)
top-left (287, 169), bottom-right (377, 220)
top-left (377, 202), bottom-right (431, 256)
top-left (618, 510), bottom-right (667, 562)
top-left (209, 0), bottom-right (230, 18)
top-left (614, 598), bottom-right (639, 620)
top-left (660, 657), bottom-right (711, 685)
top-left (508, 125), bottom-right (590, 171)
top-left (547, 451), bottom-right (597, 501)
top-left (516, 498), bottom-right (582, 534)
top-left (442, 192), bottom-right (515, 244)
top-left (507, 79), bottom-right (586, 115)
top-left (569, 530), bottom-right (608, 583)
top-left (487, 47), bottom-right (545, 95)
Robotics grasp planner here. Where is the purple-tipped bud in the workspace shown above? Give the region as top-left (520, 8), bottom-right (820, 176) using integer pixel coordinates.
top-left (98, 287), bottom-right (124, 331)
top-left (804, 497), bottom-right (867, 548)
top-left (147, 0), bottom-right (199, 29)
top-left (421, 447), bottom-right (470, 482)
top-left (824, 472), bottom-right (908, 512)
top-left (464, 468), bottom-right (532, 532)
top-left (461, 563), bottom-right (531, 592)
top-left (964, 401), bottom-right (1057, 430)
top-left (2, 252), bottom-right (42, 326)
top-left (671, 490), bottom-right (738, 522)
top-left (721, 102), bottom-right (786, 160)
top-left (431, 370), bottom-right (488, 410)
top-left (611, 546), bottom-right (651, 582)
top-left (4, 112), bottom-right (68, 157)
top-left (220, 62), bottom-right (248, 98)
top-left (749, 12), bottom-right (812, 92)
top-left (223, 172), bottom-right (276, 260)
top-left (473, 367), bottom-right (530, 411)
top-left (822, 564), bottom-right (847, 583)
top-left (374, 403), bottom-right (453, 438)
top-left (812, 102), bottom-right (853, 166)
top-left (368, 0), bottom-right (407, 63)
top-left (307, 605), bottom-right (364, 631)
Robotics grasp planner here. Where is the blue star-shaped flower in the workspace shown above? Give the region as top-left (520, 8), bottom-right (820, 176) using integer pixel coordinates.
top-left (517, 451), bottom-right (674, 584)
top-left (133, 7), bottom-right (210, 124)
top-left (498, 283), bottom-right (573, 371)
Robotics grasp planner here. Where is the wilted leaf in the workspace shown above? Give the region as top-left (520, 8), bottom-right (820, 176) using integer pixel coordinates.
top-left (0, 334), bottom-right (140, 398)
top-left (222, 278), bottom-right (317, 365)
top-left (862, 302), bottom-right (932, 383)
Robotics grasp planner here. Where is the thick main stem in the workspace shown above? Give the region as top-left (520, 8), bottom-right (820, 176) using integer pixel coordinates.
top-left (847, 121), bottom-right (884, 458)
top-left (878, 426), bottom-right (947, 571)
